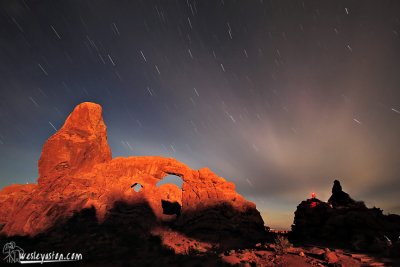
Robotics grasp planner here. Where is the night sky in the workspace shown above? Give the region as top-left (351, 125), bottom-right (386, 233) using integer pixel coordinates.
top-left (1, 1), bottom-right (400, 229)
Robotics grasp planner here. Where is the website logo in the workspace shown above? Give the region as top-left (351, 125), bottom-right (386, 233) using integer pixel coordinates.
top-left (3, 241), bottom-right (83, 264)
top-left (3, 242), bottom-right (24, 263)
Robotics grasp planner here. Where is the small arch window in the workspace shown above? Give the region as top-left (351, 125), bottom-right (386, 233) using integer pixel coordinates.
top-left (156, 174), bottom-right (183, 189)
top-left (131, 183), bottom-right (143, 192)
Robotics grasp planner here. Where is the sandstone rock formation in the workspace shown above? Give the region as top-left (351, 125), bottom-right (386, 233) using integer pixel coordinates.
top-left (291, 180), bottom-right (400, 253)
top-left (38, 102), bottom-right (112, 186)
top-left (0, 102), bottom-right (265, 246)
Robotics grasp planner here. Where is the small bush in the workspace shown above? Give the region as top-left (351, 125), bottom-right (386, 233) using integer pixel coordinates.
top-left (187, 246), bottom-right (201, 255)
top-left (274, 235), bottom-right (292, 255)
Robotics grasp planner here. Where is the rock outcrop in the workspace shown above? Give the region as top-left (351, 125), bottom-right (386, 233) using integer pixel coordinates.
top-left (328, 180), bottom-right (357, 208)
top-left (291, 197), bottom-right (331, 241)
top-left (0, 102), bottom-right (265, 247)
top-left (291, 180), bottom-right (400, 254)
top-left (38, 102), bottom-right (112, 185)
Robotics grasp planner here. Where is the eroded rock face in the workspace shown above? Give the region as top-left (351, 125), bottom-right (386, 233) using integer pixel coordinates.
top-left (38, 102), bottom-right (112, 185)
top-left (0, 102), bottom-right (265, 245)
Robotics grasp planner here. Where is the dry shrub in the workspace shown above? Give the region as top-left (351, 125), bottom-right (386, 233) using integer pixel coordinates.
top-left (274, 235), bottom-right (292, 255)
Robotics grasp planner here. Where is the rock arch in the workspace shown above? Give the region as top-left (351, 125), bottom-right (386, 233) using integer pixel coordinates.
top-left (0, 102), bottom-right (266, 246)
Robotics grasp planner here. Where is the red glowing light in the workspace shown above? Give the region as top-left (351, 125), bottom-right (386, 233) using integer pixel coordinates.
top-left (311, 192), bottom-right (316, 199)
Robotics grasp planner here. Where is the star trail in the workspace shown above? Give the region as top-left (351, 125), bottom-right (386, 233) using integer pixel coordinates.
top-left (0, 0), bottom-right (400, 228)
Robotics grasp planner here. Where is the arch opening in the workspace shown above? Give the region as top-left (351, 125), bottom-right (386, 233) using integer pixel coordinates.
top-left (156, 174), bottom-right (183, 189)
top-left (131, 183), bottom-right (143, 192)
top-left (156, 174), bottom-right (183, 217)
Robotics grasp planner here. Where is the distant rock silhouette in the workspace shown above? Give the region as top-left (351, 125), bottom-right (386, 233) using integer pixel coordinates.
top-left (0, 102), bottom-right (266, 249)
top-left (328, 180), bottom-right (358, 208)
top-left (292, 180), bottom-right (400, 254)
top-left (291, 197), bottom-right (331, 241)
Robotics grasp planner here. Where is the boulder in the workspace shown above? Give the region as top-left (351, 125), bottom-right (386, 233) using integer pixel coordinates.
top-left (324, 248), bottom-right (338, 264)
